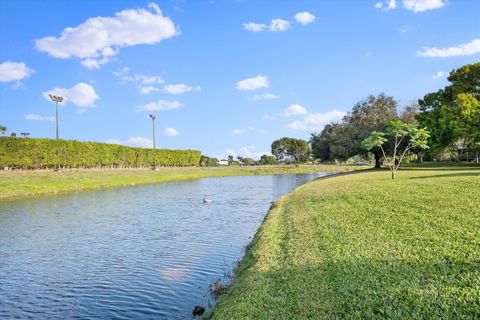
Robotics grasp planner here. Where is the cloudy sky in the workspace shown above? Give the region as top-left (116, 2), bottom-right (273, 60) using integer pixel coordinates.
top-left (1, 0), bottom-right (479, 159)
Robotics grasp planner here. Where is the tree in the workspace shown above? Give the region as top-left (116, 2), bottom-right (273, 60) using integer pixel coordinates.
top-left (345, 94), bottom-right (399, 168)
top-left (418, 62), bottom-right (480, 159)
top-left (258, 154), bottom-right (277, 165)
top-left (0, 125), bottom-right (6, 135)
top-left (237, 156), bottom-right (256, 166)
top-left (20, 132), bottom-right (30, 138)
top-left (10, 133), bottom-right (16, 137)
top-left (271, 137), bottom-right (309, 165)
top-left (362, 120), bottom-right (430, 179)
top-left (227, 155), bottom-right (235, 165)
top-left (310, 94), bottom-right (400, 167)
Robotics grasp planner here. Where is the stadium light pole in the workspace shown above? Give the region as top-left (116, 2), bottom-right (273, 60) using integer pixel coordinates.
top-left (149, 114), bottom-right (157, 170)
top-left (49, 94), bottom-right (63, 172)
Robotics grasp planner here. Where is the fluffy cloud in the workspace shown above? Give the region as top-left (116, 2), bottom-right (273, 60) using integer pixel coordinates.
top-left (287, 109), bottom-right (346, 132)
top-left (243, 22), bottom-right (267, 32)
top-left (294, 12), bottom-right (316, 25)
top-left (0, 61), bottom-right (34, 82)
top-left (136, 100), bottom-right (183, 112)
top-left (42, 83), bottom-right (99, 108)
top-left (432, 71), bottom-right (447, 79)
top-left (418, 39), bottom-right (480, 58)
top-left (114, 67), bottom-right (166, 94)
top-left (106, 137), bottom-right (152, 148)
top-left (236, 75), bottom-right (269, 90)
top-left (251, 93), bottom-right (279, 101)
top-left (282, 104), bottom-right (308, 117)
top-left (35, 3), bottom-right (178, 69)
top-left (403, 0), bottom-right (446, 12)
top-left (164, 127), bottom-right (179, 136)
top-left (24, 114), bottom-right (55, 121)
top-left (243, 19), bottom-right (290, 32)
top-left (374, 0), bottom-right (397, 11)
top-left (163, 84), bottom-right (201, 95)
top-left (375, 0), bottom-right (446, 12)
top-left (140, 86), bottom-right (160, 95)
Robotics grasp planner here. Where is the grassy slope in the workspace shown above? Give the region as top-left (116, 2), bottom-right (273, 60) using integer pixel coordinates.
top-left (0, 165), bottom-right (363, 200)
top-left (210, 167), bottom-right (480, 319)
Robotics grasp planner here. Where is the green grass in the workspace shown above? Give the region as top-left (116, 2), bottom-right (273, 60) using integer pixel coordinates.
top-left (0, 165), bottom-right (364, 200)
top-left (210, 166), bottom-right (480, 319)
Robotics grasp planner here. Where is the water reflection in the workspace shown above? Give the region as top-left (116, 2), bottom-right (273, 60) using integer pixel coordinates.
top-left (0, 172), bottom-right (336, 319)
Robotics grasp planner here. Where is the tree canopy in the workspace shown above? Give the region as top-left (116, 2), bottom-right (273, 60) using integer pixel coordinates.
top-left (271, 137), bottom-right (309, 164)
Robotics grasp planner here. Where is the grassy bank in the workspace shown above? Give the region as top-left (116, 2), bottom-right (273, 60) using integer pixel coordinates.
top-left (210, 166), bottom-right (480, 319)
top-left (0, 165), bottom-right (364, 200)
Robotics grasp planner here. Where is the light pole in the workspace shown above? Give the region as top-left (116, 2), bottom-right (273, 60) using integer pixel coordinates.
top-left (149, 114), bottom-right (157, 170)
top-left (49, 94), bottom-right (63, 172)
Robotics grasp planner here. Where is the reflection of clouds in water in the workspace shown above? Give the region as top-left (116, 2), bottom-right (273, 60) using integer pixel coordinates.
top-left (160, 266), bottom-right (191, 281)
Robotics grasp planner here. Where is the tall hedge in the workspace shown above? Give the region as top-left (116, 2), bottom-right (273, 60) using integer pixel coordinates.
top-left (0, 137), bottom-right (201, 169)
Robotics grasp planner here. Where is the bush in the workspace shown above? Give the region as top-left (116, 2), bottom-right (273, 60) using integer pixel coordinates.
top-left (0, 137), bottom-right (201, 169)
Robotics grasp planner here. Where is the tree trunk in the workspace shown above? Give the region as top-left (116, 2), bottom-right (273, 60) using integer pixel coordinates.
top-left (374, 150), bottom-right (383, 168)
top-left (391, 170), bottom-right (395, 180)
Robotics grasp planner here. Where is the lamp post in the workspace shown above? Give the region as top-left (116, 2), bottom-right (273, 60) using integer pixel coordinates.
top-left (149, 114), bottom-right (157, 170)
top-left (49, 94), bottom-right (63, 172)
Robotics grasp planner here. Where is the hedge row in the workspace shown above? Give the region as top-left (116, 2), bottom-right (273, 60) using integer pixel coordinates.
top-left (0, 137), bottom-right (202, 169)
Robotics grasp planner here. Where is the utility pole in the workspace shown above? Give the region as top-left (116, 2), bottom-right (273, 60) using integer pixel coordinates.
top-left (49, 94), bottom-right (63, 172)
top-left (149, 114), bottom-right (157, 170)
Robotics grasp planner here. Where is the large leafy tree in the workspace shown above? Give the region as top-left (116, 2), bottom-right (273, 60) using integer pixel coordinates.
top-left (418, 62), bottom-right (480, 159)
top-left (310, 94), bottom-right (399, 167)
top-left (271, 137), bottom-right (309, 164)
top-left (362, 120), bottom-right (430, 179)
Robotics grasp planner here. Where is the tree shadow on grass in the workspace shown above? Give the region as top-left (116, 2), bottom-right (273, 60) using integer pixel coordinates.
top-left (409, 171), bottom-right (480, 179)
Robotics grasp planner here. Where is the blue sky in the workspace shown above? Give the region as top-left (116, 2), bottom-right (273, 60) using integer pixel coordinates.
top-left (1, 0), bottom-right (479, 159)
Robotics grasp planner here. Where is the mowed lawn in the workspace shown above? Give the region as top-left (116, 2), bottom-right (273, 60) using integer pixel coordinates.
top-left (0, 165), bottom-right (363, 199)
top-left (210, 167), bottom-right (480, 319)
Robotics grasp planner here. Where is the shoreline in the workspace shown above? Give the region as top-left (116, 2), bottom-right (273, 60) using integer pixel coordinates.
top-left (0, 165), bottom-right (367, 201)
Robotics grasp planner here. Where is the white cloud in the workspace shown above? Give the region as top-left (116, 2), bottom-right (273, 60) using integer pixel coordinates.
top-left (282, 104), bottom-right (308, 117)
top-left (398, 25), bottom-right (413, 33)
top-left (136, 100), bottom-right (183, 112)
top-left (259, 129), bottom-right (267, 134)
top-left (363, 52), bottom-right (372, 57)
top-left (140, 86), bottom-right (160, 95)
top-left (294, 12), bottom-right (316, 25)
top-left (270, 19), bottom-right (290, 32)
top-left (24, 114), bottom-right (55, 121)
top-left (106, 137), bottom-right (153, 148)
top-left (236, 75), bottom-right (269, 90)
top-left (374, 0), bottom-right (397, 10)
top-left (250, 93), bottom-right (279, 101)
top-left (243, 22), bottom-right (267, 32)
top-left (403, 0), bottom-right (446, 12)
top-left (35, 3), bottom-right (179, 68)
top-left (418, 39), bottom-right (480, 58)
top-left (114, 67), bottom-right (165, 94)
top-left (164, 127), bottom-right (179, 136)
top-left (0, 61), bottom-right (34, 82)
top-left (432, 71), bottom-right (447, 79)
top-left (264, 113), bottom-right (276, 120)
top-left (231, 127), bottom-right (255, 135)
top-left (42, 82), bottom-right (99, 108)
top-left (163, 84), bottom-right (201, 95)
top-left (243, 19), bottom-right (290, 32)
top-left (287, 109), bottom-right (346, 132)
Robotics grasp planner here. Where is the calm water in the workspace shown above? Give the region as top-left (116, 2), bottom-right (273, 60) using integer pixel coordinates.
top-left (0, 172), bottom-right (336, 319)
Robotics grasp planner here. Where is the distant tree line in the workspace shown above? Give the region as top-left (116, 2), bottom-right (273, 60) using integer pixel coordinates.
top-left (0, 137), bottom-right (201, 169)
